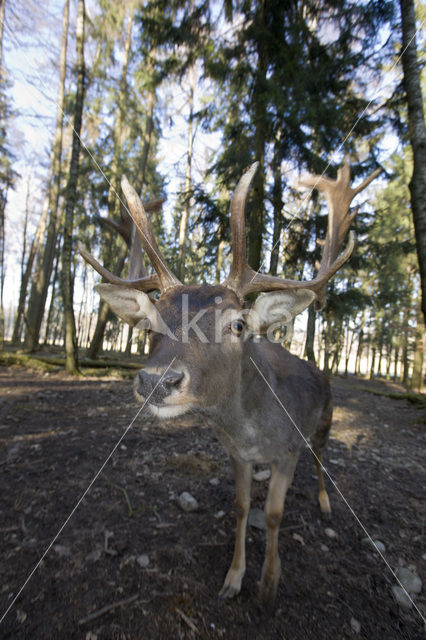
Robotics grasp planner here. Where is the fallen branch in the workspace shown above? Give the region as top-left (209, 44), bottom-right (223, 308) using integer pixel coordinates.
top-left (78, 594), bottom-right (139, 625)
top-left (175, 607), bottom-right (199, 635)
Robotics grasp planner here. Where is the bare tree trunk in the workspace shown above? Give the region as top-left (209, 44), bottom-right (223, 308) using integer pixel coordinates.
top-left (106, 9), bottom-right (134, 219)
top-left (393, 346), bottom-right (399, 381)
top-left (177, 65), bottom-right (196, 281)
top-left (12, 177), bottom-right (32, 344)
top-left (410, 306), bottom-right (424, 391)
top-left (354, 312), bottom-right (365, 376)
top-left (269, 130), bottom-right (283, 276)
top-left (401, 308), bottom-right (410, 386)
top-left (247, 14), bottom-right (267, 272)
top-left (43, 245), bottom-right (60, 345)
top-left (369, 347), bottom-right (376, 380)
top-left (0, 0), bottom-right (5, 72)
top-left (344, 324), bottom-right (355, 376)
top-left (400, 0), bottom-right (426, 324)
top-left (61, 0), bottom-right (85, 374)
top-left (0, 0), bottom-right (6, 345)
top-left (87, 11), bottom-right (135, 359)
top-left (304, 304), bottom-right (316, 363)
top-left (87, 239), bottom-right (127, 358)
top-left (25, 0), bottom-right (69, 351)
top-left (0, 184), bottom-right (5, 346)
top-left (135, 85), bottom-right (155, 196)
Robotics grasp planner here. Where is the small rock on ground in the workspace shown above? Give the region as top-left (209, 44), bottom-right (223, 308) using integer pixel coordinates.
top-left (137, 554), bottom-right (150, 568)
top-left (350, 617), bottom-right (361, 634)
top-left (362, 537), bottom-right (386, 554)
top-left (178, 492), bottom-right (199, 512)
top-left (248, 508), bottom-right (267, 531)
top-left (391, 585), bottom-right (413, 610)
top-left (395, 567), bottom-right (422, 595)
top-left (53, 544), bottom-right (71, 558)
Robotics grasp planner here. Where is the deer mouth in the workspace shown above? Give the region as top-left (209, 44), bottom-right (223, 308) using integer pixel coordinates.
top-left (147, 400), bottom-right (193, 419)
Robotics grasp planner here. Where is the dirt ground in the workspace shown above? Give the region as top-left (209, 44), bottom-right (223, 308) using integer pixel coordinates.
top-left (0, 364), bottom-right (425, 640)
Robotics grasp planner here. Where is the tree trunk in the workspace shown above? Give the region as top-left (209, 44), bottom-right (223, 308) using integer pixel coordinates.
top-left (87, 242), bottom-right (127, 358)
top-left (135, 85), bottom-right (156, 195)
top-left (0, 0), bottom-right (5, 74)
top-left (106, 9), bottom-right (134, 220)
top-left (401, 310), bottom-right (410, 386)
top-left (269, 131), bottom-right (283, 276)
top-left (344, 324), bottom-right (355, 376)
top-left (12, 177), bottom-right (33, 344)
top-left (43, 245), bottom-right (60, 345)
top-left (25, 0), bottom-right (69, 351)
top-left (304, 303), bottom-right (316, 363)
top-left (215, 240), bottom-right (225, 284)
top-left (354, 313), bottom-right (365, 376)
top-left (177, 65), bottom-right (196, 281)
top-left (0, 183), bottom-right (6, 346)
top-left (399, 0), bottom-right (426, 324)
top-left (410, 306), bottom-right (424, 391)
top-left (369, 347), bottom-right (376, 380)
top-left (393, 346), bottom-right (399, 381)
top-left (61, 0), bottom-right (85, 374)
top-left (0, 0), bottom-right (7, 345)
top-left (247, 11), bottom-right (267, 272)
top-left (87, 11), bottom-right (136, 358)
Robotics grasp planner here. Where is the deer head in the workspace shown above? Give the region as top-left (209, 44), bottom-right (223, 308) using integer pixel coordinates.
top-left (79, 162), bottom-right (380, 417)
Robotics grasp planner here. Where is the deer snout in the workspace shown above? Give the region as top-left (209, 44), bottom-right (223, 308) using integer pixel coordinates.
top-left (136, 368), bottom-right (184, 405)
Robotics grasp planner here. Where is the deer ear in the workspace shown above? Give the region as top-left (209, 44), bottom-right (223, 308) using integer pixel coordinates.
top-left (95, 284), bottom-right (155, 328)
top-left (247, 290), bottom-right (316, 333)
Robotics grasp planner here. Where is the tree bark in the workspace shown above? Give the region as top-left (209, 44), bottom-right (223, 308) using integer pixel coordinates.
top-left (399, 0), bottom-right (426, 323)
top-left (87, 10), bottom-right (136, 358)
top-left (43, 245), bottom-right (60, 345)
top-left (0, 0), bottom-right (5, 75)
top-left (247, 5), bottom-right (267, 272)
top-left (410, 306), bottom-right (424, 391)
top-left (61, 0), bottom-right (85, 374)
top-left (25, 0), bottom-right (69, 350)
top-left (12, 177), bottom-right (34, 344)
top-left (304, 304), bottom-right (316, 363)
top-left (269, 130), bottom-right (283, 276)
top-left (177, 65), bottom-right (196, 281)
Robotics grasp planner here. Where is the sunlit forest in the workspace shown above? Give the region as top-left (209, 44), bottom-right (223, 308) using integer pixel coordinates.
top-left (0, 0), bottom-right (425, 386)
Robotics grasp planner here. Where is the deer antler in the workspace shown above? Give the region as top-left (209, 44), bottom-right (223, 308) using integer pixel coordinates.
top-left (121, 176), bottom-right (181, 291)
top-left (223, 161), bottom-right (381, 306)
top-left (96, 198), bottom-right (164, 280)
top-left (79, 179), bottom-right (181, 292)
top-left (296, 162), bottom-right (381, 308)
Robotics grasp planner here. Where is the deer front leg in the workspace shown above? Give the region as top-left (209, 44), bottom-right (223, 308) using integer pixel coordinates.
top-left (219, 457), bottom-right (252, 599)
top-left (260, 458), bottom-right (297, 606)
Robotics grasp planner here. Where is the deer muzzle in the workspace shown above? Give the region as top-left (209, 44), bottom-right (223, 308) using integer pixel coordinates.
top-left (136, 369), bottom-right (184, 406)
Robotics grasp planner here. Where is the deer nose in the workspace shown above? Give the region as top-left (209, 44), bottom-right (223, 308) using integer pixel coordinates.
top-left (163, 370), bottom-right (184, 389)
top-left (136, 369), bottom-right (184, 399)
top-left (137, 370), bottom-right (153, 397)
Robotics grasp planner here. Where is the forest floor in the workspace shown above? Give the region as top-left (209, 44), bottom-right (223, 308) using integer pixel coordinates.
top-left (0, 363), bottom-right (425, 640)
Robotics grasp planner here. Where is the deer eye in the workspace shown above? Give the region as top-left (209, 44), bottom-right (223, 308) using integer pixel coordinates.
top-left (230, 319), bottom-right (245, 336)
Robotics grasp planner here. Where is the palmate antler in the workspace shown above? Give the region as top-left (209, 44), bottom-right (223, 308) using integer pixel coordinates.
top-left (223, 161), bottom-right (381, 307)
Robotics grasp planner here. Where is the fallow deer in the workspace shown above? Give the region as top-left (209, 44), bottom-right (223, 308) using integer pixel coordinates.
top-left (80, 161), bottom-right (380, 605)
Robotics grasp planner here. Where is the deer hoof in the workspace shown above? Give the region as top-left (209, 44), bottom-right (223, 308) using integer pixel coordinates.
top-left (219, 584), bottom-right (239, 599)
top-left (319, 490), bottom-right (331, 517)
top-left (260, 561), bottom-right (281, 607)
top-left (219, 569), bottom-right (243, 599)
